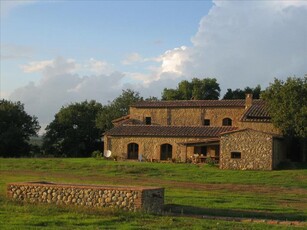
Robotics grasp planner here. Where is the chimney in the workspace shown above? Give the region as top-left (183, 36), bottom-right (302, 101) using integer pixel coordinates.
top-left (245, 93), bottom-right (253, 109)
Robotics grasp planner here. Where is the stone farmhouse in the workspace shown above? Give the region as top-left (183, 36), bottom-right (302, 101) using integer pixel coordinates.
top-left (104, 94), bottom-right (288, 170)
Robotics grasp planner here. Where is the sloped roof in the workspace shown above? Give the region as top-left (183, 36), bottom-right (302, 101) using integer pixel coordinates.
top-left (112, 115), bottom-right (130, 123)
top-left (104, 125), bottom-right (238, 137)
top-left (178, 138), bottom-right (220, 146)
top-left (112, 115), bottom-right (143, 126)
top-left (241, 101), bottom-right (271, 122)
top-left (220, 128), bottom-right (283, 138)
top-left (132, 100), bottom-right (250, 108)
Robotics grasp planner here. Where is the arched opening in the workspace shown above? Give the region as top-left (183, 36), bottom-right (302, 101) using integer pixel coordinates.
top-left (127, 143), bottom-right (139, 159)
top-left (222, 118), bottom-right (232, 126)
top-left (160, 144), bottom-right (172, 160)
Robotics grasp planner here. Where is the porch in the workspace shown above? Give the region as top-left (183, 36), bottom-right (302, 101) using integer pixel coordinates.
top-left (179, 138), bottom-right (220, 164)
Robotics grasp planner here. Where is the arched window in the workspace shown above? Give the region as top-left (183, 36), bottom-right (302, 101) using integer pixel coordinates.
top-left (222, 118), bottom-right (232, 126)
top-left (127, 143), bottom-right (139, 159)
top-left (160, 144), bottom-right (172, 160)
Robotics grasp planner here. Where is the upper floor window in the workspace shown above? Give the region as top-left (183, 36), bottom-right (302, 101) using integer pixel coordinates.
top-left (145, 117), bottom-right (151, 125)
top-left (222, 118), bottom-right (232, 126)
top-left (203, 119), bottom-right (210, 126)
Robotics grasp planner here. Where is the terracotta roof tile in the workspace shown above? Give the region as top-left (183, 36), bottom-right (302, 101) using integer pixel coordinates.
top-left (220, 128), bottom-right (282, 138)
top-left (104, 125), bottom-right (238, 137)
top-left (241, 101), bottom-right (271, 122)
top-left (132, 99), bottom-right (252, 108)
top-left (112, 115), bottom-right (130, 123)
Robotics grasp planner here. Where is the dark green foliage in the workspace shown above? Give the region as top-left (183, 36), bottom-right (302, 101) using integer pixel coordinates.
top-left (223, 85), bottom-right (262, 99)
top-left (96, 89), bottom-right (143, 131)
top-left (162, 78), bottom-right (220, 100)
top-left (42, 100), bottom-right (104, 157)
top-left (262, 76), bottom-right (307, 138)
top-left (145, 96), bottom-right (159, 101)
top-left (91, 150), bottom-right (103, 159)
top-left (0, 100), bottom-right (40, 157)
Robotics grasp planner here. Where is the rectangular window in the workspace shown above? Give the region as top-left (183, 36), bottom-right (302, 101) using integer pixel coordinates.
top-left (145, 117), bottom-right (151, 125)
top-left (204, 119), bottom-right (210, 126)
top-left (231, 152), bottom-right (241, 159)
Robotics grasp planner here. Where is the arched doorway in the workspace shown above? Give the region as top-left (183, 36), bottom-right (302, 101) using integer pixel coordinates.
top-left (160, 144), bottom-right (172, 160)
top-left (127, 143), bottom-right (138, 159)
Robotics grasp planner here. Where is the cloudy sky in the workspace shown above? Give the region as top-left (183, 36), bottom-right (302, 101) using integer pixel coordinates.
top-left (1, 0), bottom-right (307, 131)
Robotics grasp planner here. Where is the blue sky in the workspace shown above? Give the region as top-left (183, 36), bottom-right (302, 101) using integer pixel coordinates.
top-left (1, 0), bottom-right (306, 131)
top-left (1, 0), bottom-right (212, 91)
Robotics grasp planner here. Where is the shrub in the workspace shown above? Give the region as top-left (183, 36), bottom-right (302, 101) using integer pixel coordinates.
top-left (205, 157), bottom-right (216, 167)
top-left (91, 150), bottom-right (103, 159)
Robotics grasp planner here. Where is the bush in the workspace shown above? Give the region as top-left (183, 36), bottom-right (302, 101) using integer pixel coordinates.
top-left (205, 157), bottom-right (216, 167)
top-left (91, 150), bottom-right (103, 159)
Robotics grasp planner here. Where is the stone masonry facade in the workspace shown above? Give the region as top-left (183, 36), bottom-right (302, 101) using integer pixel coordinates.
top-left (129, 107), bottom-right (246, 127)
top-left (220, 129), bottom-right (284, 170)
top-left (107, 136), bottom-right (216, 162)
top-left (7, 182), bottom-right (164, 213)
top-left (104, 95), bottom-right (285, 170)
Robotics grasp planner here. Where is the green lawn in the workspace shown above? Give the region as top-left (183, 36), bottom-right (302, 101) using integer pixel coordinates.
top-left (0, 158), bottom-right (306, 229)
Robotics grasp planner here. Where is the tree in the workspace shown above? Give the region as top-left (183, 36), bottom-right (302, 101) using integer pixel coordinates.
top-left (178, 80), bottom-right (193, 100)
top-left (43, 100), bottom-right (103, 157)
top-left (262, 77), bottom-right (307, 138)
top-left (145, 96), bottom-right (159, 101)
top-left (96, 89), bottom-right (143, 131)
top-left (161, 88), bottom-right (182, 100)
top-left (162, 78), bottom-right (220, 100)
top-left (0, 99), bottom-right (40, 157)
top-left (223, 85), bottom-right (262, 99)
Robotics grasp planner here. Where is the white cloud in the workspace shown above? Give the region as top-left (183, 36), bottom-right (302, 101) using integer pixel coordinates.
top-left (122, 53), bottom-right (144, 65)
top-left (121, 52), bottom-right (160, 66)
top-left (269, 0), bottom-right (307, 9)
top-left (21, 57), bottom-right (114, 76)
top-left (1, 44), bottom-right (34, 60)
top-left (159, 46), bottom-right (188, 75)
top-left (0, 91), bottom-right (10, 100)
top-left (21, 60), bottom-right (54, 73)
top-left (0, 0), bottom-right (37, 18)
top-left (84, 58), bottom-right (114, 75)
top-left (11, 57), bottom-right (124, 132)
top-left (158, 0), bottom-right (307, 90)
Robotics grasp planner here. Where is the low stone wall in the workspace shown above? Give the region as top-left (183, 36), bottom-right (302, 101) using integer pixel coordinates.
top-left (7, 182), bottom-right (164, 213)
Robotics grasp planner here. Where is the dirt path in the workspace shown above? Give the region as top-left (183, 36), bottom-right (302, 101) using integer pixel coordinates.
top-left (1, 170), bottom-right (306, 195)
top-left (167, 213), bottom-right (307, 227)
top-left (2, 170), bottom-right (307, 226)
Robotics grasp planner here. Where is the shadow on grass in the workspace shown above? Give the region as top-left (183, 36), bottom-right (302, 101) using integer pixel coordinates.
top-left (163, 204), bottom-right (306, 221)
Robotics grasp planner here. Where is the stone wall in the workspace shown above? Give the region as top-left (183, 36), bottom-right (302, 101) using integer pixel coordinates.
top-left (130, 107), bottom-right (246, 127)
top-left (203, 107), bottom-right (245, 127)
top-left (7, 182), bottom-right (164, 213)
top-left (239, 121), bottom-right (281, 134)
top-left (106, 136), bottom-right (214, 162)
top-left (220, 129), bottom-right (274, 170)
top-left (170, 108), bottom-right (204, 126)
top-left (130, 107), bottom-right (169, 126)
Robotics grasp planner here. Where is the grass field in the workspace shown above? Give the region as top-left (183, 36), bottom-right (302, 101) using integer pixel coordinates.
top-left (0, 158), bottom-right (306, 229)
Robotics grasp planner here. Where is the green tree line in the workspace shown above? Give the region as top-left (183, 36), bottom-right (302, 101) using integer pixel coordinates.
top-left (1, 76), bottom-right (306, 157)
